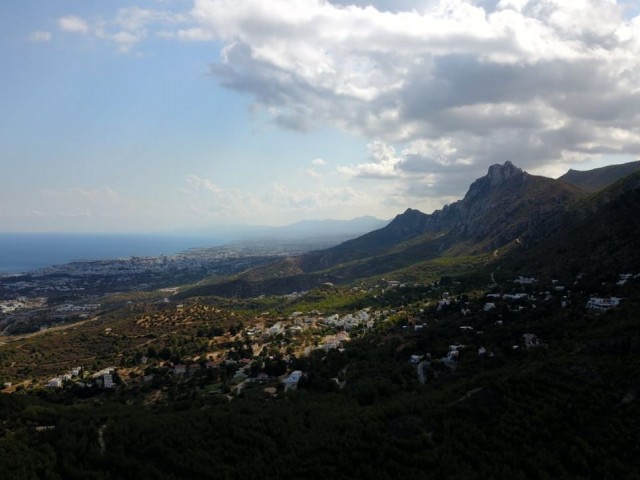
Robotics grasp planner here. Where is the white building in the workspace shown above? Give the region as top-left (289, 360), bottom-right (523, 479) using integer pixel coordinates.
top-left (103, 374), bottom-right (114, 389)
top-left (515, 276), bottom-right (537, 285)
top-left (283, 370), bottom-right (303, 390)
top-left (47, 378), bottom-right (63, 388)
top-left (586, 297), bottom-right (622, 312)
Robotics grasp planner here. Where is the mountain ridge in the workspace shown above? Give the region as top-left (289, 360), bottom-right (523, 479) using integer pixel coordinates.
top-left (558, 160), bottom-right (640, 193)
top-left (181, 162), bottom-right (640, 298)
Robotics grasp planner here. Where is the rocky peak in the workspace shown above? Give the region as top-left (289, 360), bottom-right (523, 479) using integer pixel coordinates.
top-left (463, 161), bottom-right (526, 203)
top-left (486, 161), bottom-right (524, 187)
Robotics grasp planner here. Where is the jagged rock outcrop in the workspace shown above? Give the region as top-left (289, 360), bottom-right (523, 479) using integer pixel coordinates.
top-left (393, 161), bottom-right (583, 251)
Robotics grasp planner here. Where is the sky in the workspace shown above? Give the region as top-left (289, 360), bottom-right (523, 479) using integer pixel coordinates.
top-left (2, 0), bottom-right (640, 233)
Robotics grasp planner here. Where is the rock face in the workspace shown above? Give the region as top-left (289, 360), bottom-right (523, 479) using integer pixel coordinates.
top-left (487, 161), bottom-right (524, 187)
top-left (390, 161), bottom-right (580, 251)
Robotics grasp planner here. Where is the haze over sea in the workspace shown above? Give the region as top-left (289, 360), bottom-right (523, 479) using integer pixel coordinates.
top-left (0, 233), bottom-right (224, 275)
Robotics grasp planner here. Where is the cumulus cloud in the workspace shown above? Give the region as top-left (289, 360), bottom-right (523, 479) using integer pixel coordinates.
top-left (175, 0), bottom-right (640, 188)
top-left (51, 1), bottom-right (640, 205)
top-left (311, 158), bottom-right (327, 166)
top-left (337, 140), bottom-right (403, 179)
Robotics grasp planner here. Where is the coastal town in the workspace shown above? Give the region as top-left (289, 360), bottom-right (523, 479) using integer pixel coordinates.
top-left (0, 244), bottom-right (283, 300)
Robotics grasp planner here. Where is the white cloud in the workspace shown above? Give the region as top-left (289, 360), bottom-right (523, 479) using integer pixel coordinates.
top-left (311, 158), bottom-right (327, 166)
top-left (337, 140), bottom-right (403, 179)
top-left (179, 0), bottom-right (640, 181)
top-left (58, 15), bottom-right (90, 34)
top-left (48, 1), bottom-right (640, 208)
top-left (28, 31), bottom-right (52, 42)
top-left (57, 7), bottom-right (188, 53)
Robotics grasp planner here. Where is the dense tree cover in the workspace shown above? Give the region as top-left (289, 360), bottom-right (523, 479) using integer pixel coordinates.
top-left (1, 286), bottom-right (639, 479)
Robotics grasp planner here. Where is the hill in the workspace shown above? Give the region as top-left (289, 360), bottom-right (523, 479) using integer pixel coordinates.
top-left (558, 160), bottom-right (640, 193)
top-left (497, 170), bottom-right (640, 279)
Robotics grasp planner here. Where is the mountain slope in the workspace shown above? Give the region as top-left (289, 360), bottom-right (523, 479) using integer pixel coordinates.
top-left (181, 162), bottom-right (586, 297)
top-left (558, 160), bottom-right (640, 193)
top-left (498, 170), bottom-right (640, 278)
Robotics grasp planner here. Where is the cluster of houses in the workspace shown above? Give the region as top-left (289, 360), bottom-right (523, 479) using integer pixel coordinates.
top-left (0, 297), bottom-right (45, 314)
top-left (322, 309), bottom-right (376, 331)
top-left (401, 274), bottom-right (628, 379)
top-left (46, 366), bottom-right (83, 388)
top-left (481, 272), bottom-right (637, 315)
top-left (38, 270), bottom-right (637, 397)
top-left (47, 366), bottom-right (115, 390)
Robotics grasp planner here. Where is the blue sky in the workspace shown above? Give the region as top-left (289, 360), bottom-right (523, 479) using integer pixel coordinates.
top-left (2, 0), bottom-right (640, 233)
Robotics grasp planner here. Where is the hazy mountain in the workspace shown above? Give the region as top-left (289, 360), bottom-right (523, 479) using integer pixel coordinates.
top-left (558, 160), bottom-right (640, 193)
top-left (191, 216), bottom-right (388, 243)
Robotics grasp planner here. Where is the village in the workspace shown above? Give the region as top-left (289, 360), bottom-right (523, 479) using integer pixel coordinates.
top-left (20, 270), bottom-right (636, 402)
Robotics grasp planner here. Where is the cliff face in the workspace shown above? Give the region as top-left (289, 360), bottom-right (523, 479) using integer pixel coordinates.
top-left (405, 161), bottom-right (583, 251)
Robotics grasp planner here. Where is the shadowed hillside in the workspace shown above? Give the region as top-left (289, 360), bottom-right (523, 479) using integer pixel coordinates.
top-left (181, 162), bottom-right (586, 297)
top-left (559, 160), bottom-right (640, 193)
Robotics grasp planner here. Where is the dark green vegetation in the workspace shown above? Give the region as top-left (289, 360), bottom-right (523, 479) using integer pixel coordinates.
top-left (1, 281), bottom-right (639, 479)
top-left (2, 161), bottom-right (640, 479)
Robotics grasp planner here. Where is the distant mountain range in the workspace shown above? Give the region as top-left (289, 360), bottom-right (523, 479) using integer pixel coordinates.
top-left (181, 160), bottom-right (640, 298)
top-left (191, 216), bottom-right (389, 244)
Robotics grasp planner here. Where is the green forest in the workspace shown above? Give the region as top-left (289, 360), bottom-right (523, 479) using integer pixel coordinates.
top-left (1, 281), bottom-right (638, 479)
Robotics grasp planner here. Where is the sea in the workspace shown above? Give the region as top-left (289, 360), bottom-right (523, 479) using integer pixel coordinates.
top-left (0, 233), bottom-right (225, 275)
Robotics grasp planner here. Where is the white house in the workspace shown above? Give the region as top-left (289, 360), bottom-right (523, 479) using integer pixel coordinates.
top-left (47, 378), bottom-right (63, 388)
top-left (268, 322), bottom-right (284, 336)
top-left (515, 276), bottom-right (537, 285)
top-left (409, 355), bottom-right (424, 365)
top-left (103, 373), bottom-right (114, 389)
top-left (283, 370), bottom-right (303, 390)
top-left (484, 303), bottom-right (496, 312)
top-left (586, 297), bottom-right (622, 311)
